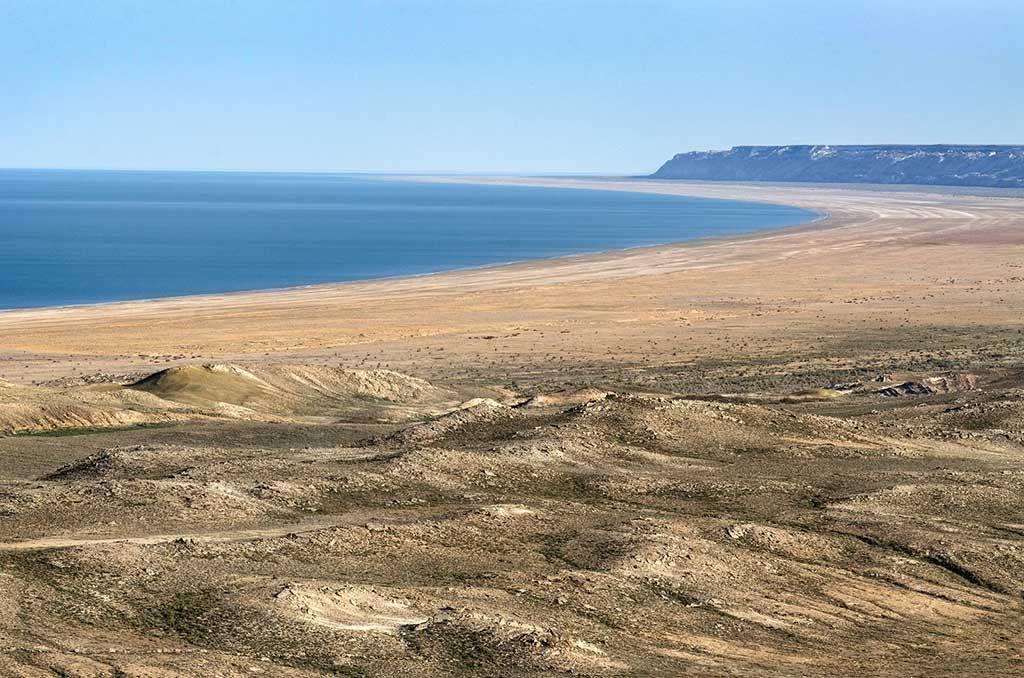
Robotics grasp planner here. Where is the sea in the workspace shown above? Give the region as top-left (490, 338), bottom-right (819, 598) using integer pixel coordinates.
top-left (0, 170), bottom-right (816, 310)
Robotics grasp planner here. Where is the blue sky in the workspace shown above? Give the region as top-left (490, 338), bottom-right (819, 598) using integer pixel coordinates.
top-left (2, 0), bottom-right (1022, 174)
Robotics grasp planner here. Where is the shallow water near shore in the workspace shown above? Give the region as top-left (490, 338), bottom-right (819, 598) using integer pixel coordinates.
top-left (0, 170), bottom-right (815, 310)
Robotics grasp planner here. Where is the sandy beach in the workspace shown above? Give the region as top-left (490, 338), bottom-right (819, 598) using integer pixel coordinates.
top-left (2, 177), bottom-right (1022, 385)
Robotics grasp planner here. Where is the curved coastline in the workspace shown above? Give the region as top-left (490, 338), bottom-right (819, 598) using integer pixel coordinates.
top-left (2, 176), bottom-right (1023, 382)
top-left (0, 175), bottom-right (822, 314)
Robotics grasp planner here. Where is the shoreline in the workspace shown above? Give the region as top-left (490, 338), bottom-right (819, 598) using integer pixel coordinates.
top-left (9, 172), bottom-right (1023, 323)
top-left (2, 176), bottom-right (1024, 383)
top-left (0, 175), bottom-right (825, 317)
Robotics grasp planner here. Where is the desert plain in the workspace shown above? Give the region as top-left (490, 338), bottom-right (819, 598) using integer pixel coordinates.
top-left (0, 178), bottom-right (1022, 676)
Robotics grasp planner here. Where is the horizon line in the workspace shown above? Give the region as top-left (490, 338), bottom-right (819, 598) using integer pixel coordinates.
top-left (0, 165), bottom-right (646, 177)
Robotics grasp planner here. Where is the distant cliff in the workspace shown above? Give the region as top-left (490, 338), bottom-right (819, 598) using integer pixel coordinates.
top-left (651, 145), bottom-right (1024, 188)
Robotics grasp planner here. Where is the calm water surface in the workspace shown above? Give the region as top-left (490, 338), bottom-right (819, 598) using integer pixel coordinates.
top-left (0, 170), bottom-right (816, 310)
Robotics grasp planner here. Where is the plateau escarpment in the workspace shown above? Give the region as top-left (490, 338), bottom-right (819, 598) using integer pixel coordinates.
top-left (652, 144), bottom-right (1024, 188)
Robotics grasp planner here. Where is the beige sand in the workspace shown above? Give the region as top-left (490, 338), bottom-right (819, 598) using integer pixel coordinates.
top-left (1, 178), bottom-right (1022, 385)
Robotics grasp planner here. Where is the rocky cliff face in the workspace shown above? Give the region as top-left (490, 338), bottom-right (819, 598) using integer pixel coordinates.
top-left (651, 145), bottom-right (1024, 188)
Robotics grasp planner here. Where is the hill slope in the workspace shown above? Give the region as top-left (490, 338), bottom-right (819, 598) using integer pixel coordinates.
top-left (651, 145), bottom-right (1024, 188)
top-left (129, 363), bottom-right (459, 420)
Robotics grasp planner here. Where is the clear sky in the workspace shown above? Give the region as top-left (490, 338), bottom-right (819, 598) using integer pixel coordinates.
top-left (3, 0), bottom-right (1022, 174)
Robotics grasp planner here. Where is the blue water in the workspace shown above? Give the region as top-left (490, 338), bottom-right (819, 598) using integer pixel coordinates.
top-left (0, 170), bottom-right (816, 310)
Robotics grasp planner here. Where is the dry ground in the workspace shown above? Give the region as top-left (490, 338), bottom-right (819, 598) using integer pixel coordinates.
top-left (0, 179), bottom-right (1022, 676)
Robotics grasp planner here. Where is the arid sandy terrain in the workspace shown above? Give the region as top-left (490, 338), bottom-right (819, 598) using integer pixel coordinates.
top-left (1, 179), bottom-right (1022, 676)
